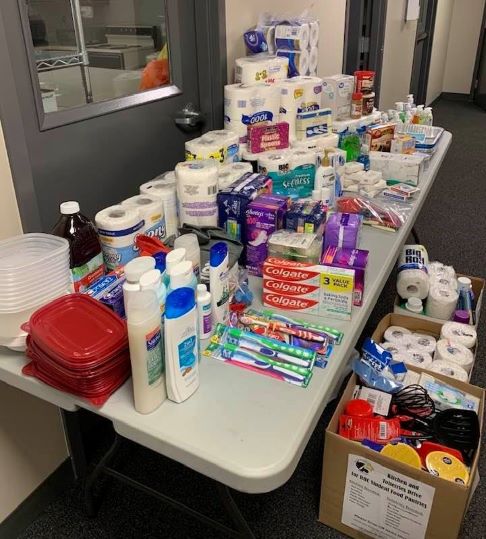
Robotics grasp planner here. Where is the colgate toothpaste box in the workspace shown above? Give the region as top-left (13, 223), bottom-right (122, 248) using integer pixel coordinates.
top-left (262, 257), bottom-right (355, 320)
top-left (245, 195), bottom-right (289, 277)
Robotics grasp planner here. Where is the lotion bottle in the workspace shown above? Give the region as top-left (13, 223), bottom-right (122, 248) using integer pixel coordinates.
top-left (126, 290), bottom-right (166, 414)
top-left (315, 151), bottom-right (336, 208)
top-left (164, 287), bottom-right (199, 403)
top-left (210, 242), bottom-right (230, 325)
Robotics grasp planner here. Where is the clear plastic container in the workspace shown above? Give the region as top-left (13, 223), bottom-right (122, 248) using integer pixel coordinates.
top-left (268, 230), bottom-right (322, 264)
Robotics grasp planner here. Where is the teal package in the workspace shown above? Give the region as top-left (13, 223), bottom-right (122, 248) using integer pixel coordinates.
top-left (269, 164), bottom-right (315, 198)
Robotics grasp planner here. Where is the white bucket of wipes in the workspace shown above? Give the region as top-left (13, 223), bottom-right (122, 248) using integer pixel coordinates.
top-left (95, 205), bottom-right (143, 270)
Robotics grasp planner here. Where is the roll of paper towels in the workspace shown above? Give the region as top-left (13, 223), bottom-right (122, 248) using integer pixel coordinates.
top-left (384, 325), bottom-right (412, 345)
top-left (426, 286), bottom-right (459, 320)
top-left (308, 47), bottom-right (319, 74)
top-left (441, 322), bottom-right (477, 349)
top-left (139, 180), bottom-right (179, 238)
top-left (275, 23), bottom-right (310, 51)
top-left (396, 245), bottom-right (430, 299)
top-left (175, 160), bottom-right (219, 227)
top-left (411, 333), bottom-right (437, 355)
top-left (396, 350), bottom-right (433, 369)
top-left (429, 360), bottom-right (469, 382)
top-left (258, 150), bottom-right (292, 175)
top-left (309, 21), bottom-right (319, 47)
top-left (218, 161), bottom-right (253, 189)
top-left (435, 339), bottom-right (474, 373)
top-left (234, 54), bottom-right (288, 84)
top-left (276, 49), bottom-right (309, 77)
top-left (121, 194), bottom-right (166, 241)
top-left (95, 205), bottom-right (143, 270)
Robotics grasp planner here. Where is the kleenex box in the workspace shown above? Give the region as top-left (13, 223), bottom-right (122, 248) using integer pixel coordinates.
top-left (369, 151), bottom-right (426, 186)
top-left (321, 75), bottom-right (354, 121)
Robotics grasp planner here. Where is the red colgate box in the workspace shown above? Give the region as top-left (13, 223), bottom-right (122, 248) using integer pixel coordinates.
top-left (262, 257), bottom-right (355, 320)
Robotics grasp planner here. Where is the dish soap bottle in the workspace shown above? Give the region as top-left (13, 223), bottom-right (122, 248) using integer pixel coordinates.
top-left (165, 287), bottom-right (200, 403)
top-left (357, 144), bottom-right (370, 171)
top-left (340, 126), bottom-right (361, 162)
top-left (52, 201), bottom-right (104, 292)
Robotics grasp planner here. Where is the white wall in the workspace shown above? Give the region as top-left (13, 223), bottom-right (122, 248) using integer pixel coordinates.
top-left (443, 0), bottom-right (485, 94)
top-left (379, 0), bottom-right (418, 111)
top-left (0, 123), bottom-right (68, 523)
top-left (426, 0), bottom-right (455, 104)
top-left (224, 0), bottom-right (346, 82)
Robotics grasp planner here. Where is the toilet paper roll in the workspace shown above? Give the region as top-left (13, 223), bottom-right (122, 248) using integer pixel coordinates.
top-left (426, 286), bottom-right (459, 320)
top-left (411, 333), bottom-right (437, 355)
top-left (218, 161), bottom-right (253, 189)
top-left (121, 194), bottom-right (166, 241)
top-left (440, 322), bottom-right (477, 349)
top-left (234, 54), bottom-right (289, 84)
top-left (290, 149), bottom-right (317, 169)
top-left (380, 342), bottom-right (408, 356)
top-left (435, 339), bottom-right (474, 372)
top-left (175, 160), bottom-right (219, 227)
top-left (139, 180), bottom-right (179, 239)
top-left (395, 350), bottom-right (433, 369)
top-left (95, 205), bottom-right (143, 270)
top-left (309, 21), bottom-right (319, 48)
top-left (275, 23), bottom-right (310, 51)
top-left (258, 150), bottom-right (292, 175)
top-left (428, 261), bottom-right (456, 281)
top-left (429, 360), bottom-right (469, 382)
top-left (308, 47), bottom-right (319, 74)
top-left (276, 49), bottom-right (309, 77)
top-left (277, 76), bottom-right (323, 113)
top-left (185, 135), bottom-right (227, 164)
top-left (430, 274), bottom-right (458, 291)
top-left (397, 270), bottom-right (430, 300)
top-left (384, 326), bottom-right (412, 345)
top-left (205, 130), bottom-right (240, 163)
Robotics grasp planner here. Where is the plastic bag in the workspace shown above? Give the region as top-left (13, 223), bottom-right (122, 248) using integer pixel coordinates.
top-left (336, 195), bottom-right (410, 231)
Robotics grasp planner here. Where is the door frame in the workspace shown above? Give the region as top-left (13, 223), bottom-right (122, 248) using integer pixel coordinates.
top-left (0, 0), bottom-right (226, 232)
top-left (471, 0), bottom-right (486, 100)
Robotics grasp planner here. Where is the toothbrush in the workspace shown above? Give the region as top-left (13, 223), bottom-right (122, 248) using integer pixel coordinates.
top-left (234, 337), bottom-right (312, 368)
top-left (239, 315), bottom-right (326, 343)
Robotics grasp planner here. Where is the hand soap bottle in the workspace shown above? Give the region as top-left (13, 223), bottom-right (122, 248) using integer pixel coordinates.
top-left (315, 150), bottom-right (336, 208)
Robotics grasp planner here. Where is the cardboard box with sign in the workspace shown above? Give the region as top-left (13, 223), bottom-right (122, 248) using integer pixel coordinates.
top-left (319, 314), bottom-right (484, 539)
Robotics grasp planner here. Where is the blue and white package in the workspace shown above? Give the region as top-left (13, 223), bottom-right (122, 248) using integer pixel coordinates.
top-left (244, 29), bottom-right (269, 54)
top-left (276, 49), bottom-right (309, 77)
top-left (275, 23), bottom-right (310, 51)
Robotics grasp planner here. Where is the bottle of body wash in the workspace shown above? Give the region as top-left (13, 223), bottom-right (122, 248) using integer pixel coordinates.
top-left (210, 242), bottom-right (230, 325)
top-left (165, 287), bottom-right (199, 403)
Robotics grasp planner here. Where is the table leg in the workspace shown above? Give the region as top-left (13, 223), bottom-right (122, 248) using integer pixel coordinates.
top-left (216, 483), bottom-right (256, 539)
top-left (60, 410), bottom-right (88, 481)
top-left (411, 226), bottom-right (421, 244)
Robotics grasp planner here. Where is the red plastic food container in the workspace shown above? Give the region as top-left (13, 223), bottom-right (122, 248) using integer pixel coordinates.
top-left (25, 294), bottom-right (128, 367)
top-left (354, 70), bottom-right (375, 94)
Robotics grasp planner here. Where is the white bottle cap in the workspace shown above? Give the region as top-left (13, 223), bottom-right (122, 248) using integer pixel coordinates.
top-left (321, 187), bottom-right (331, 204)
top-left (312, 189), bottom-right (321, 201)
top-left (457, 277), bottom-right (472, 291)
top-left (197, 283), bottom-right (207, 295)
top-left (139, 269), bottom-right (162, 291)
top-left (124, 256), bottom-right (156, 283)
top-left (60, 201), bottom-right (80, 214)
top-left (170, 260), bottom-right (193, 288)
top-left (126, 290), bottom-right (160, 326)
top-left (405, 297), bottom-right (423, 313)
top-left (395, 102), bottom-right (404, 111)
top-left (166, 248), bottom-right (186, 275)
top-left (174, 234), bottom-right (199, 254)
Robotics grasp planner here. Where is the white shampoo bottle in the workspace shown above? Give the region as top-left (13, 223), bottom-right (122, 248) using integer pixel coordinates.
top-left (164, 287), bottom-right (199, 403)
top-left (126, 290), bottom-right (166, 414)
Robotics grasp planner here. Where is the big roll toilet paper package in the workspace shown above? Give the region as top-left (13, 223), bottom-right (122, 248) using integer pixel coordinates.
top-left (276, 49), bottom-right (309, 77)
top-left (396, 244), bottom-right (429, 300)
top-left (140, 179), bottom-right (179, 238)
top-left (234, 54), bottom-right (289, 84)
top-left (175, 160), bottom-right (219, 227)
top-left (121, 194), bottom-right (166, 241)
top-left (95, 205), bottom-right (143, 270)
top-left (224, 83), bottom-right (281, 142)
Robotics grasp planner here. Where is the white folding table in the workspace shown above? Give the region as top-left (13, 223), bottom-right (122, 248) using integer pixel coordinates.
top-left (0, 132), bottom-right (452, 537)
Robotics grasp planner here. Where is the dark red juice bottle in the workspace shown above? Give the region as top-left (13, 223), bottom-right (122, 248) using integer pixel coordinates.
top-left (52, 201), bottom-right (105, 292)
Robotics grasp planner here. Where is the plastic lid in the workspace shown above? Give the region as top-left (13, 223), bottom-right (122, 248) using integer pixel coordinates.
top-left (166, 287), bottom-right (196, 319)
top-left (197, 284), bottom-right (207, 295)
top-left (210, 242), bottom-right (228, 267)
top-left (174, 234), bottom-right (199, 254)
top-left (170, 260), bottom-right (193, 288)
top-left (126, 290), bottom-right (160, 326)
top-left (457, 277), bottom-right (472, 290)
top-left (406, 297), bottom-right (423, 313)
top-left (124, 257), bottom-right (156, 283)
top-left (453, 310), bottom-right (470, 324)
top-left (345, 399), bottom-right (373, 417)
top-left (153, 251), bottom-right (166, 273)
top-left (166, 248), bottom-right (186, 274)
top-left (139, 269), bottom-right (162, 291)
top-left (60, 201), bottom-right (80, 214)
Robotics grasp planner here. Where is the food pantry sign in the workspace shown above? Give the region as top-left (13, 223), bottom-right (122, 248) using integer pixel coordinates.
top-left (342, 454), bottom-right (435, 539)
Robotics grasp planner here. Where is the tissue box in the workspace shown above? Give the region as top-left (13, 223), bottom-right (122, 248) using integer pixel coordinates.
top-left (217, 172), bottom-right (272, 243)
top-left (321, 75), bottom-right (354, 121)
top-left (245, 194), bottom-right (288, 277)
top-left (323, 213), bottom-right (362, 252)
top-left (322, 246), bottom-right (369, 306)
top-left (285, 200), bottom-right (326, 236)
top-left (370, 152), bottom-right (425, 186)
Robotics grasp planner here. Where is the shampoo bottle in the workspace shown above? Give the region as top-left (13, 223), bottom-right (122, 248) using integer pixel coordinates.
top-left (210, 242), bottom-right (230, 325)
top-left (197, 284), bottom-right (212, 339)
top-left (123, 256), bottom-right (156, 313)
top-left (164, 248), bottom-right (186, 287)
top-left (174, 234), bottom-right (201, 279)
top-left (126, 290), bottom-right (166, 414)
top-left (164, 287), bottom-right (199, 403)
top-left (167, 260), bottom-right (197, 294)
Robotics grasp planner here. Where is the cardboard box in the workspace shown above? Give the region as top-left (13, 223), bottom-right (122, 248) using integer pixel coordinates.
top-left (394, 274), bottom-right (485, 329)
top-left (319, 358), bottom-right (484, 539)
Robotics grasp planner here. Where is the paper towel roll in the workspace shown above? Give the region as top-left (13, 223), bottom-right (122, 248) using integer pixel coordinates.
top-left (95, 205), bottom-right (143, 270)
top-left (426, 286), bottom-right (459, 320)
top-left (435, 339), bottom-right (474, 372)
top-left (185, 136), bottom-right (226, 164)
top-left (258, 150), bottom-right (292, 175)
top-left (430, 274), bottom-right (458, 291)
top-left (396, 350), bottom-right (433, 369)
top-left (309, 21), bottom-right (319, 47)
top-left (275, 23), bottom-right (310, 51)
top-left (175, 160), bottom-right (219, 227)
top-left (139, 180), bottom-right (179, 238)
top-left (205, 130), bottom-right (240, 163)
top-left (234, 54), bottom-right (289, 84)
top-left (441, 322), bottom-right (477, 349)
top-left (218, 162), bottom-right (253, 189)
top-left (308, 47), bottom-right (319, 74)
top-left (384, 326), bottom-right (412, 345)
top-left (121, 194), bottom-right (166, 241)
top-left (397, 270), bottom-right (429, 300)
top-left (276, 49), bottom-right (309, 77)
top-left (411, 333), bottom-right (437, 355)
top-left (429, 360), bottom-right (469, 382)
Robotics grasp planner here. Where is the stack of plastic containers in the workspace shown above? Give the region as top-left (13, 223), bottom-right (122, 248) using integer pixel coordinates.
top-left (0, 234), bottom-right (72, 351)
top-left (23, 294), bottom-right (130, 405)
